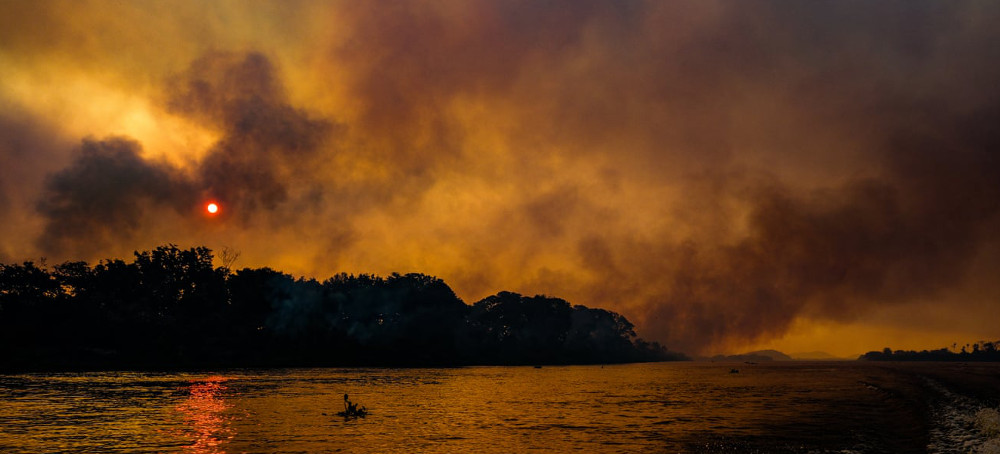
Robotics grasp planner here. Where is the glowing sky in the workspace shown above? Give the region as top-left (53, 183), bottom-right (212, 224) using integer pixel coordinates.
top-left (2, 1), bottom-right (998, 356)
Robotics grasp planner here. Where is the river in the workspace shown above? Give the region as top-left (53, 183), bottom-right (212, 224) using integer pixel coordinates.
top-left (2, 362), bottom-right (999, 453)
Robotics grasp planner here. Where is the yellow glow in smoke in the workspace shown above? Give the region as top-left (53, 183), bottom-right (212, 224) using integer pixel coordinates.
top-left (0, 59), bottom-right (217, 167)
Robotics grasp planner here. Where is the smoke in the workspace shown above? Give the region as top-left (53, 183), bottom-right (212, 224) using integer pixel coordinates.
top-left (36, 137), bottom-right (194, 257)
top-left (569, 96), bottom-right (1000, 353)
top-left (35, 52), bottom-right (343, 255)
top-left (4, 1), bottom-right (1000, 354)
top-left (0, 104), bottom-right (77, 260)
top-left (167, 51), bottom-right (338, 220)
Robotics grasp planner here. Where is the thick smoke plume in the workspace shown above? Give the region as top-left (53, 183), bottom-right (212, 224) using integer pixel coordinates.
top-left (167, 52), bottom-right (337, 218)
top-left (34, 52), bottom-right (339, 256)
top-left (36, 137), bottom-right (194, 257)
top-left (2, 1), bottom-right (999, 354)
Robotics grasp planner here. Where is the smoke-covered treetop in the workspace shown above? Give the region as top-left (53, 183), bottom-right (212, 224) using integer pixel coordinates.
top-left (0, 245), bottom-right (682, 371)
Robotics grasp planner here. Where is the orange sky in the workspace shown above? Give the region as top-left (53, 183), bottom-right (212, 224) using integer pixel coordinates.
top-left (1, 1), bottom-right (998, 356)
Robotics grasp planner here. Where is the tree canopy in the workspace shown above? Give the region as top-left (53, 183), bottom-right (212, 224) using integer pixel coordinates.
top-left (859, 341), bottom-right (1000, 362)
top-left (0, 245), bottom-right (684, 371)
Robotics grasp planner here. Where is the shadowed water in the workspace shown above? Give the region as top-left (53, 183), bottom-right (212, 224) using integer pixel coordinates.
top-left (1, 362), bottom-right (999, 453)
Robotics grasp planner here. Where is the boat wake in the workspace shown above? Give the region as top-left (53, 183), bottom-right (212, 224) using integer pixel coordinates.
top-left (925, 377), bottom-right (1000, 454)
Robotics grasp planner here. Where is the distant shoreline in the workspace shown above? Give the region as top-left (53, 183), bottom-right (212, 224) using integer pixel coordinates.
top-left (695, 346), bottom-right (1000, 363)
top-left (859, 343), bottom-right (1000, 362)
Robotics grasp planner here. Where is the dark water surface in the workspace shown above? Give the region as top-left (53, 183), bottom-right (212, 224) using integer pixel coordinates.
top-left (2, 362), bottom-right (999, 453)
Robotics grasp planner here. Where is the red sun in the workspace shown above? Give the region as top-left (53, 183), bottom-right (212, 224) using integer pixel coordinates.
top-left (206, 202), bottom-right (219, 215)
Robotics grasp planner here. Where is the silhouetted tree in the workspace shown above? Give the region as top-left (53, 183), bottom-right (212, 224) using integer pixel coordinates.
top-left (0, 245), bottom-right (684, 371)
top-left (0, 261), bottom-right (63, 363)
top-left (861, 341), bottom-right (1000, 361)
top-left (465, 292), bottom-right (674, 365)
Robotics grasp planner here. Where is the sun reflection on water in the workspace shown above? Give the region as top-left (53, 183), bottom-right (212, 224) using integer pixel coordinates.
top-left (175, 376), bottom-right (234, 454)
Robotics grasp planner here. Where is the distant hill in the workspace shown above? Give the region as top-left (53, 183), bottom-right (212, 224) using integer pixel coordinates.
top-left (790, 351), bottom-right (848, 360)
top-left (708, 350), bottom-right (854, 362)
top-left (710, 349), bottom-right (793, 362)
top-left (748, 349), bottom-right (794, 361)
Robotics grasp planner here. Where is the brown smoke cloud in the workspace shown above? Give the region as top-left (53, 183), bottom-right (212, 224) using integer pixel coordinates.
top-left (167, 52), bottom-right (338, 219)
top-left (34, 52), bottom-right (347, 257)
top-left (2, 1), bottom-right (999, 354)
top-left (36, 137), bottom-right (194, 257)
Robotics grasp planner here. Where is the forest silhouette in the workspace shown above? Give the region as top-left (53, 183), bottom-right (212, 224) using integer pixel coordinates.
top-left (0, 245), bottom-right (683, 371)
top-left (860, 342), bottom-right (1000, 362)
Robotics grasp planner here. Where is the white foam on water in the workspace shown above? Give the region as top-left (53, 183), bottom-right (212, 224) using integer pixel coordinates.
top-left (924, 377), bottom-right (1000, 454)
top-left (974, 408), bottom-right (1000, 454)
top-left (977, 408), bottom-right (1000, 437)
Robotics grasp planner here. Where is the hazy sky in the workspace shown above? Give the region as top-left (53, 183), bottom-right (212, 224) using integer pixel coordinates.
top-left (2, 0), bottom-right (998, 356)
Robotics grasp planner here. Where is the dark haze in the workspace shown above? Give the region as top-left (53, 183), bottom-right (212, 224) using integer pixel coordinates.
top-left (167, 52), bottom-right (337, 218)
top-left (37, 137), bottom-right (192, 257)
top-left (36, 52), bottom-right (339, 256)
top-left (2, 1), bottom-right (999, 353)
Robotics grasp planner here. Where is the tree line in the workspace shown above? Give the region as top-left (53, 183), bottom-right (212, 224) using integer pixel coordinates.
top-left (0, 245), bottom-right (683, 371)
top-left (860, 341), bottom-right (1000, 361)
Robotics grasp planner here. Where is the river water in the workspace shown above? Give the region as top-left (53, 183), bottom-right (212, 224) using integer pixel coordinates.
top-left (2, 362), bottom-right (999, 453)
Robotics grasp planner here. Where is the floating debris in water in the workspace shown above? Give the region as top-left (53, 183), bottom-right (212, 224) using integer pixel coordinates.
top-left (339, 393), bottom-right (368, 418)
